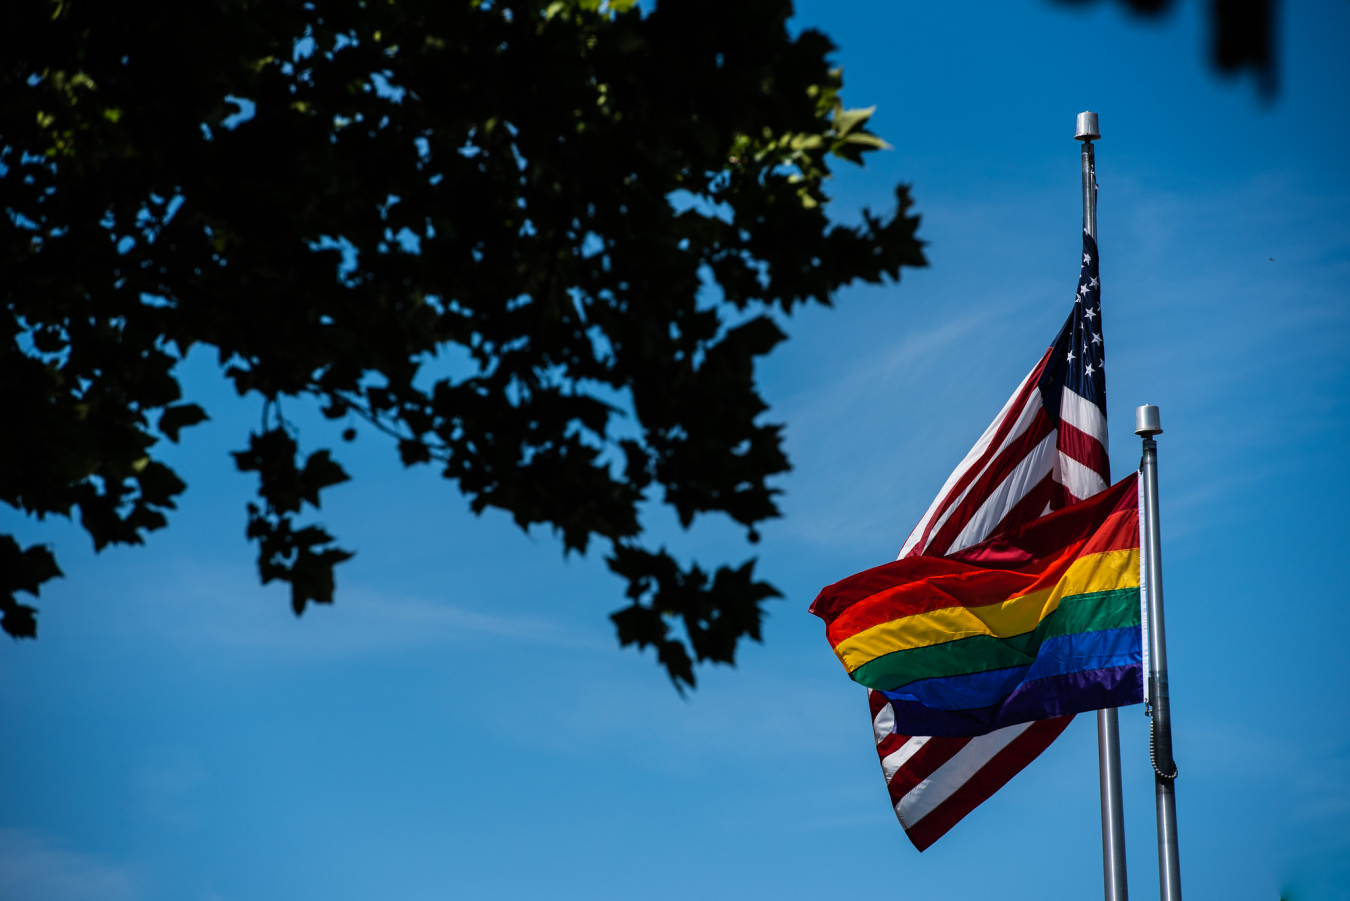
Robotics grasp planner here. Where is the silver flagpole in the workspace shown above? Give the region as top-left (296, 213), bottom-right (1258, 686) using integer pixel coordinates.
top-left (1076, 110), bottom-right (1130, 901)
top-left (1135, 405), bottom-right (1182, 901)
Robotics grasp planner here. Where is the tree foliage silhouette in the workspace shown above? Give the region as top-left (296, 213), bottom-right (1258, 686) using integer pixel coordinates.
top-left (1, 0), bottom-right (926, 686)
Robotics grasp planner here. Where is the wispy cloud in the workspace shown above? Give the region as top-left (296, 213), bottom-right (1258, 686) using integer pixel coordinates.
top-left (0, 830), bottom-right (138, 901)
top-left (108, 558), bottom-right (611, 662)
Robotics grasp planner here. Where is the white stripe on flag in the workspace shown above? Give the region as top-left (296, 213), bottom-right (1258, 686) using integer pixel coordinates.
top-left (873, 702), bottom-right (895, 745)
top-left (1058, 450), bottom-right (1108, 501)
top-left (945, 430), bottom-right (1058, 555)
top-left (896, 722), bottom-right (1034, 827)
top-left (1059, 386), bottom-right (1109, 450)
top-left (881, 736), bottom-right (931, 781)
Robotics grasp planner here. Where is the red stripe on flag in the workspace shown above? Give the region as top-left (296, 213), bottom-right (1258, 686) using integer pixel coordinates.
top-left (877, 732), bottom-right (910, 759)
top-left (1057, 420), bottom-right (1110, 482)
top-left (903, 716), bottom-right (1075, 852)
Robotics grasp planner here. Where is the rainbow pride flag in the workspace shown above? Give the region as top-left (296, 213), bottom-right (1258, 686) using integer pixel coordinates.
top-left (811, 474), bottom-right (1143, 737)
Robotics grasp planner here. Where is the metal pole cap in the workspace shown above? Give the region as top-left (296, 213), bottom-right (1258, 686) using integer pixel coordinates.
top-left (1135, 404), bottom-right (1163, 436)
top-left (1075, 111), bottom-right (1101, 142)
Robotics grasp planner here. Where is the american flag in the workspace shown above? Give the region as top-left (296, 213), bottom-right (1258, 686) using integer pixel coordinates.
top-left (874, 229), bottom-right (1110, 851)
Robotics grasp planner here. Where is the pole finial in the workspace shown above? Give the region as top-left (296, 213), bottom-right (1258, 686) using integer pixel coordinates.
top-left (1076, 111), bottom-right (1101, 142)
top-left (1135, 404), bottom-right (1163, 436)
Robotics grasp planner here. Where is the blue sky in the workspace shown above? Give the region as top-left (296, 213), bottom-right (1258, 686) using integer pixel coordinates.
top-left (4, 1), bottom-right (1349, 899)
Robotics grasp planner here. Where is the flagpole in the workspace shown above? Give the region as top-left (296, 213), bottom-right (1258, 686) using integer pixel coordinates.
top-left (1076, 110), bottom-right (1130, 901)
top-left (1135, 405), bottom-right (1183, 901)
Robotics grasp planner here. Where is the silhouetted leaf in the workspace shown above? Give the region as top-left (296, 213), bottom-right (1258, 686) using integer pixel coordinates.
top-left (158, 404), bottom-right (209, 443)
top-left (0, 537), bottom-right (63, 639)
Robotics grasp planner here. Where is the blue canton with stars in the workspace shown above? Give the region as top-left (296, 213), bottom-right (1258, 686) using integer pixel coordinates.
top-left (1038, 229), bottom-right (1106, 420)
